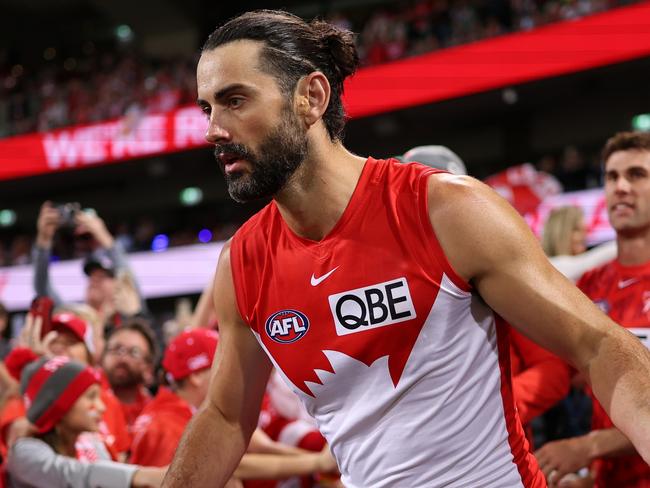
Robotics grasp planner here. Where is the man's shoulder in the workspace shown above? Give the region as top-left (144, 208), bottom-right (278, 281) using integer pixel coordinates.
top-left (425, 173), bottom-right (502, 223)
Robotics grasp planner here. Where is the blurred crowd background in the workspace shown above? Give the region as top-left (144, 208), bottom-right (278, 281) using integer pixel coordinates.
top-left (1, 0), bottom-right (633, 138)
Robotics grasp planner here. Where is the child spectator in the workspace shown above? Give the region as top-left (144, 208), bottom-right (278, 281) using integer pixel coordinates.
top-left (6, 356), bottom-right (166, 487)
top-left (0, 313), bottom-right (131, 462)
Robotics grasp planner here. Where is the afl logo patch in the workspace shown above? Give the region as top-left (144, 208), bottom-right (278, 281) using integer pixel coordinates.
top-left (265, 310), bottom-right (310, 344)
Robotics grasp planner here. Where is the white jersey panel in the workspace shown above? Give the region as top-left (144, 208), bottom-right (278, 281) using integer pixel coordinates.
top-left (257, 274), bottom-right (525, 488)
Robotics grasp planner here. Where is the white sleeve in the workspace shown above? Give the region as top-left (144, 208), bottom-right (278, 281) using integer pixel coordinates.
top-left (7, 437), bottom-right (137, 488)
top-left (549, 241), bottom-right (617, 282)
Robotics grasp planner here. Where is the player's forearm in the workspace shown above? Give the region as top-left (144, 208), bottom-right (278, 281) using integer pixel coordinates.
top-left (584, 428), bottom-right (636, 459)
top-left (162, 404), bottom-right (250, 487)
top-left (586, 328), bottom-right (650, 462)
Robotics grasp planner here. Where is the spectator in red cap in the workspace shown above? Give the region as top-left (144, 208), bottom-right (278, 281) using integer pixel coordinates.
top-left (48, 312), bottom-right (95, 364)
top-left (131, 329), bottom-right (336, 482)
top-left (130, 328), bottom-right (220, 467)
top-left (6, 356), bottom-right (166, 488)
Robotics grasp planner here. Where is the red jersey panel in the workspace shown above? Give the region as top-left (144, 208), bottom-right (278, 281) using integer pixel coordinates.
top-left (578, 259), bottom-right (650, 488)
top-left (230, 158), bottom-right (545, 488)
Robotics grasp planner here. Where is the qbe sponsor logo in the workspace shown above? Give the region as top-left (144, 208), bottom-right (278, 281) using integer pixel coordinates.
top-left (265, 309), bottom-right (310, 344)
top-left (328, 277), bottom-right (416, 336)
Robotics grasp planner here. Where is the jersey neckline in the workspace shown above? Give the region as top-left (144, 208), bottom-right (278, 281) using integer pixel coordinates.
top-left (273, 156), bottom-right (376, 249)
top-left (611, 257), bottom-right (650, 275)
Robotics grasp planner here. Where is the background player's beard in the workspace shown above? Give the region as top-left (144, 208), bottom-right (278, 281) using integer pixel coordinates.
top-left (215, 106), bottom-right (308, 203)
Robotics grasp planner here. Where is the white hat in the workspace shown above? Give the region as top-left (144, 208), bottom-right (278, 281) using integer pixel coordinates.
top-left (401, 145), bottom-right (467, 175)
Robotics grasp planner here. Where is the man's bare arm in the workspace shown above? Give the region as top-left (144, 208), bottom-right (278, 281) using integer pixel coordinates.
top-left (428, 174), bottom-right (650, 463)
top-left (162, 243), bottom-right (272, 487)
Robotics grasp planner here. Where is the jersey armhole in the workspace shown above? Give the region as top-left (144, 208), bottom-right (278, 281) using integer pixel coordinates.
top-left (228, 235), bottom-right (252, 327)
top-left (417, 170), bottom-right (472, 293)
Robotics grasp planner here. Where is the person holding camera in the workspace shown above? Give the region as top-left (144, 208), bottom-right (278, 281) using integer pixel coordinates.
top-left (32, 201), bottom-right (147, 331)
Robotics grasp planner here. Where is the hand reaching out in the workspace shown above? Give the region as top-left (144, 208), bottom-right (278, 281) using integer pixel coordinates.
top-left (535, 437), bottom-right (592, 487)
top-left (18, 314), bottom-right (57, 357)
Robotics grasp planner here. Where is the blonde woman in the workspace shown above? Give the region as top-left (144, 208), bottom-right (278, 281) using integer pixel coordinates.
top-left (543, 206), bottom-right (616, 281)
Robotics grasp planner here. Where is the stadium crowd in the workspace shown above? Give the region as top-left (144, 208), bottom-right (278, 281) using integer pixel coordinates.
top-left (0, 0), bottom-right (638, 138)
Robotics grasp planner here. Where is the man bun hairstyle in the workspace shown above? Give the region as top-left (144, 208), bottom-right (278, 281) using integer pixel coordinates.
top-left (202, 9), bottom-right (359, 142)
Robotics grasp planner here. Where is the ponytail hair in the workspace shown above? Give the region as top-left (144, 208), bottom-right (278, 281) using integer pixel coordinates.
top-left (202, 10), bottom-right (359, 142)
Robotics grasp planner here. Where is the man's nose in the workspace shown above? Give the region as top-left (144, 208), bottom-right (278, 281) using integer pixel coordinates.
top-left (205, 115), bottom-right (231, 145)
top-left (615, 176), bottom-right (632, 193)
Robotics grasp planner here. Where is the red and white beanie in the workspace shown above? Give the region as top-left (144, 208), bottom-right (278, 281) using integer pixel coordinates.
top-left (20, 356), bottom-right (100, 433)
top-left (162, 329), bottom-right (219, 382)
top-left (52, 312), bottom-right (95, 355)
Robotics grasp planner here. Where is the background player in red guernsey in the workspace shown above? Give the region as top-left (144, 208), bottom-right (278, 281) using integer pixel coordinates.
top-left (163, 10), bottom-right (650, 488)
top-left (536, 131), bottom-right (650, 488)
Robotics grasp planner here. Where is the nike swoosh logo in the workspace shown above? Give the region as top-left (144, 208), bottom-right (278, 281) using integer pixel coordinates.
top-left (310, 266), bottom-right (339, 286)
top-left (618, 278), bottom-right (639, 289)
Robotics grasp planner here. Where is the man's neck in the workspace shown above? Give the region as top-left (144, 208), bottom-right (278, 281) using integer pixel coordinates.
top-left (617, 234), bottom-right (650, 266)
top-left (275, 142), bottom-right (367, 241)
top-left (112, 385), bottom-right (141, 404)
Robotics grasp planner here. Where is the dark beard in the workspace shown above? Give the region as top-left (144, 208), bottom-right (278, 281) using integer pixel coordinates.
top-left (214, 107), bottom-right (308, 203)
top-left (106, 365), bottom-right (143, 389)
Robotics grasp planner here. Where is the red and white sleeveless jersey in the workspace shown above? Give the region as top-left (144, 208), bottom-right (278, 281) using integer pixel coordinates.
top-left (578, 259), bottom-right (650, 335)
top-left (230, 158), bottom-right (545, 488)
top-left (577, 260), bottom-right (650, 487)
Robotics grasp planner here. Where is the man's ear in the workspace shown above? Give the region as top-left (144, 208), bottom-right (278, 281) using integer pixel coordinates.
top-left (295, 72), bottom-right (330, 126)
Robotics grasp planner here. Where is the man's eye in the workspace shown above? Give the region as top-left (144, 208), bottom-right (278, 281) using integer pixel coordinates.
top-left (229, 98), bottom-right (243, 108)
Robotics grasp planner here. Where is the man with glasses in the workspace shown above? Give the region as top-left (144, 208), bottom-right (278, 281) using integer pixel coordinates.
top-left (101, 318), bottom-right (158, 430)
